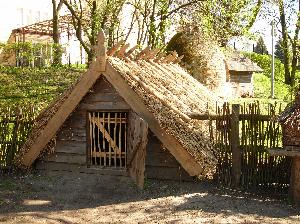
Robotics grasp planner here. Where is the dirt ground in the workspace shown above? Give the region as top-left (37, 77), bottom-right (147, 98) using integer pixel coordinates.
top-left (0, 171), bottom-right (299, 224)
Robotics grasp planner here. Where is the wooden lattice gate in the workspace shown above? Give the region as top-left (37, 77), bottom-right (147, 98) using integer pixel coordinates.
top-left (87, 111), bottom-right (128, 168)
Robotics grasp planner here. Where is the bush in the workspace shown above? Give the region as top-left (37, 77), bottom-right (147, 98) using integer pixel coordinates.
top-left (0, 42), bottom-right (63, 67)
top-left (243, 52), bottom-right (294, 102)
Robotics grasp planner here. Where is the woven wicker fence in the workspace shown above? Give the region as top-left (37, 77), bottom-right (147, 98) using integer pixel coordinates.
top-left (191, 102), bottom-right (291, 194)
top-left (0, 106), bottom-right (39, 168)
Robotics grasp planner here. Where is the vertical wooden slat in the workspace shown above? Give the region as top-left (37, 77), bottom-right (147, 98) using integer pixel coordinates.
top-left (114, 112), bottom-right (117, 167)
top-left (87, 112), bottom-right (92, 166)
top-left (102, 112), bottom-right (106, 166)
top-left (231, 104), bottom-right (241, 187)
top-left (92, 112), bottom-right (96, 165)
top-left (90, 113), bottom-right (94, 165)
top-left (97, 112), bottom-right (102, 166)
top-left (119, 112), bottom-right (122, 167)
top-left (124, 113), bottom-right (127, 168)
top-left (108, 112), bottom-right (111, 166)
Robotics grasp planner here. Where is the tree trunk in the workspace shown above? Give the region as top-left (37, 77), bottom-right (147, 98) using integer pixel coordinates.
top-left (52, 0), bottom-right (62, 66)
top-left (290, 2), bottom-right (300, 87)
top-left (278, 0), bottom-right (291, 85)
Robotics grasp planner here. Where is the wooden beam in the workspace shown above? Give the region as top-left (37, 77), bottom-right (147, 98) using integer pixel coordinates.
top-left (269, 146), bottom-right (300, 157)
top-left (95, 30), bottom-right (106, 71)
top-left (107, 40), bottom-right (124, 56)
top-left (154, 52), bottom-right (166, 63)
top-left (290, 157), bottom-right (300, 205)
top-left (174, 55), bottom-right (184, 64)
top-left (136, 46), bottom-right (150, 60)
top-left (162, 51), bottom-right (178, 64)
top-left (117, 43), bottom-right (130, 58)
top-left (125, 45), bottom-right (138, 58)
top-left (103, 62), bottom-right (203, 176)
top-left (143, 48), bottom-right (160, 61)
top-left (189, 113), bottom-right (275, 121)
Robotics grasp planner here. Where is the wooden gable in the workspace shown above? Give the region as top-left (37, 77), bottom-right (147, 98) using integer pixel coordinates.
top-left (19, 30), bottom-right (206, 185)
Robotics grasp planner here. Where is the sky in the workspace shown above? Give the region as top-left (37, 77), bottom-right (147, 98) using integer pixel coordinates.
top-left (236, 1), bottom-right (298, 53)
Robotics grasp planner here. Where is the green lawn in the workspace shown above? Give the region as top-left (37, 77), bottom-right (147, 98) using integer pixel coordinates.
top-left (0, 66), bottom-right (85, 109)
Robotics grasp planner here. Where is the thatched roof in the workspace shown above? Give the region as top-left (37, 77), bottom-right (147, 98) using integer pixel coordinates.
top-left (278, 93), bottom-right (300, 124)
top-left (108, 57), bottom-right (219, 175)
top-left (226, 51), bottom-right (263, 72)
top-left (16, 32), bottom-right (220, 177)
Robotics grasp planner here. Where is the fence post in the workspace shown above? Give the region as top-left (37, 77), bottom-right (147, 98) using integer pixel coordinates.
top-left (231, 104), bottom-right (241, 186)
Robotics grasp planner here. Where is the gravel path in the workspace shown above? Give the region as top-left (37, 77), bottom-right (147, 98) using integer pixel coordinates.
top-left (0, 171), bottom-right (299, 223)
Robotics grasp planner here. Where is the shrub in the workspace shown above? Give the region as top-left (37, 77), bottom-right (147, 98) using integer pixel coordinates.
top-left (243, 52), bottom-right (294, 102)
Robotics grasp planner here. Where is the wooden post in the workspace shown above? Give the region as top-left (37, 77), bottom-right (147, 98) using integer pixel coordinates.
top-left (96, 30), bottom-right (106, 71)
top-left (290, 157), bottom-right (300, 205)
top-left (231, 104), bottom-right (241, 186)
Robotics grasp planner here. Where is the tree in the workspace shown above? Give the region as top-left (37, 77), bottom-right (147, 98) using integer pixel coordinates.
top-left (278, 0), bottom-right (292, 85)
top-left (274, 38), bottom-right (285, 63)
top-left (254, 36), bottom-right (269, 55)
top-left (190, 0), bottom-right (262, 46)
top-left (276, 0), bottom-right (299, 86)
top-left (52, 0), bottom-right (63, 65)
top-left (128, 0), bottom-right (199, 48)
top-left (62, 0), bottom-right (126, 66)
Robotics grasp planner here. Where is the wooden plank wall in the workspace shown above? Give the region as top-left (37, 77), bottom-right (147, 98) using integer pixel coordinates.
top-left (230, 71), bottom-right (252, 83)
top-left (36, 76), bottom-right (192, 181)
top-left (145, 131), bottom-right (193, 181)
top-left (36, 76), bottom-right (130, 172)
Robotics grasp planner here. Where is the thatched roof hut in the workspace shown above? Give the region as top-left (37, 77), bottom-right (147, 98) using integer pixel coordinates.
top-left (226, 51), bottom-right (263, 73)
top-left (225, 51), bottom-right (263, 97)
top-left (278, 93), bottom-right (300, 147)
top-left (166, 32), bottom-right (263, 98)
top-left (16, 31), bottom-right (219, 188)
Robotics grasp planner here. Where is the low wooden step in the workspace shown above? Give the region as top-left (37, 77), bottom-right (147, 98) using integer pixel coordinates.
top-left (36, 161), bottom-right (129, 176)
top-left (44, 152), bottom-right (86, 165)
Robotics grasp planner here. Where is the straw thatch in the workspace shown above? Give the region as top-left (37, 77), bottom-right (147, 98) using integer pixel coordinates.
top-left (108, 57), bottom-right (219, 176)
top-left (279, 93), bottom-right (300, 146)
top-left (166, 31), bottom-right (227, 92)
top-left (226, 51), bottom-right (263, 72)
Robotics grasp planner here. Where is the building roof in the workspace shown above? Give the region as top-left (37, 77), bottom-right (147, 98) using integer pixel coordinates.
top-left (278, 93), bottom-right (300, 124)
top-left (16, 31), bottom-right (219, 177)
top-left (12, 15), bottom-right (74, 36)
top-left (226, 51), bottom-right (263, 72)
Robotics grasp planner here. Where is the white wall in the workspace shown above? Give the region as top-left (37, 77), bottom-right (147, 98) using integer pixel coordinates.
top-left (0, 0), bottom-right (52, 42)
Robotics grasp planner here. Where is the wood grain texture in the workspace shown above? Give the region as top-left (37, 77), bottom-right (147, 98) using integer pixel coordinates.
top-left (231, 104), bottom-right (241, 186)
top-left (290, 157), bottom-right (300, 205)
top-left (36, 161), bottom-right (129, 176)
top-left (36, 76), bottom-right (130, 168)
top-left (44, 152), bottom-right (86, 164)
top-left (55, 140), bottom-right (86, 154)
top-left (269, 147), bottom-right (300, 157)
top-left (127, 111), bottom-right (148, 189)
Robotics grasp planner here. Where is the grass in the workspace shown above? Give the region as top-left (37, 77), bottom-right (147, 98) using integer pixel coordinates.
top-left (252, 72), bottom-right (294, 102)
top-left (0, 66), bottom-right (85, 109)
top-left (235, 52), bottom-right (300, 108)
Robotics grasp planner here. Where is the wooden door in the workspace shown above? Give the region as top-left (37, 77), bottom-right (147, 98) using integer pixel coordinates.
top-left (88, 111), bottom-right (127, 168)
top-left (127, 111), bottom-right (148, 189)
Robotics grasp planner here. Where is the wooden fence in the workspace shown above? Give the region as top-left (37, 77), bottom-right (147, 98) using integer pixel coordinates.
top-left (190, 102), bottom-right (291, 193)
top-left (0, 106), bottom-right (39, 169)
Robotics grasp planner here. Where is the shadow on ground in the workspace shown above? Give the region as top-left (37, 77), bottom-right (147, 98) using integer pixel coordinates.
top-left (0, 170), bottom-right (298, 221)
